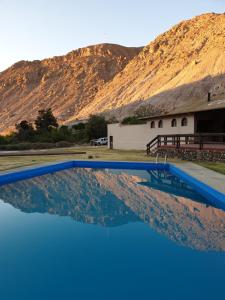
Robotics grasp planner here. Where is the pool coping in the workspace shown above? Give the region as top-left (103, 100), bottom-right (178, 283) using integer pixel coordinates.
top-left (0, 160), bottom-right (224, 210)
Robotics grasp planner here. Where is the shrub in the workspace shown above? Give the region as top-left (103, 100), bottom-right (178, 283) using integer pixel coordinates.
top-left (55, 141), bottom-right (73, 148)
top-left (121, 116), bottom-right (146, 125)
top-left (72, 129), bottom-right (88, 143)
top-left (31, 143), bottom-right (56, 149)
top-left (4, 109), bottom-right (110, 146)
top-left (0, 143), bottom-right (33, 151)
top-left (72, 123), bottom-right (86, 130)
top-left (0, 135), bottom-right (7, 145)
top-left (0, 142), bottom-right (62, 151)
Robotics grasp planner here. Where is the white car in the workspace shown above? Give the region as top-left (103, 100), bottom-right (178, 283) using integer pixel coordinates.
top-left (90, 139), bottom-right (98, 146)
top-left (90, 137), bottom-right (108, 146)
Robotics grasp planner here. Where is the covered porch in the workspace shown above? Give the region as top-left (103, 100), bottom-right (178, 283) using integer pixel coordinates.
top-left (147, 108), bottom-right (225, 155)
top-left (195, 108), bottom-right (225, 133)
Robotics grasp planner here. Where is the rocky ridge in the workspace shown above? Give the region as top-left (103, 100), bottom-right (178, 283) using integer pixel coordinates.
top-left (0, 13), bottom-right (225, 132)
top-left (0, 44), bottom-right (141, 133)
top-left (75, 13), bottom-right (225, 120)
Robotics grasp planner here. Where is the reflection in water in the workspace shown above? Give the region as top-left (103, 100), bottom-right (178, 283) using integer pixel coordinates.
top-left (0, 168), bottom-right (224, 251)
top-left (140, 170), bottom-right (208, 203)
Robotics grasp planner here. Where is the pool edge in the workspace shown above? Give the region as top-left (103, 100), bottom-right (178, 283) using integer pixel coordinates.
top-left (169, 164), bottom-right (225, 210)
top-left (0, 160), bottom-right (224, 209)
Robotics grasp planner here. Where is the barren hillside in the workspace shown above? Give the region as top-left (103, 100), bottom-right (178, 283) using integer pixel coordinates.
top-left (0, 44), bottom-right (141, 133)
top-left (0, 13), bottom-right (225, 132)
top-left (74, 13), bottom-right (225, 121)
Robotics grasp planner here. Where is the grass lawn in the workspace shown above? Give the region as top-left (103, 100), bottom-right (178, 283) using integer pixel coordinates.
top-left (0, 146), bottom-right (182, 172)
top-left (196, 161), bottom-right (225, 176)
top-left (1, 146), bottom-right (224, 176)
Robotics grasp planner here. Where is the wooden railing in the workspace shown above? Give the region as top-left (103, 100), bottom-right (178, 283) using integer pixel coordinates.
top-left (146, 133), bottom-right (225, 155)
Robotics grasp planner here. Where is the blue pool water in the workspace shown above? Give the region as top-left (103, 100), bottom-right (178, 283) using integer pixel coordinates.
top-left (0, 167), bottom-right (224, 300)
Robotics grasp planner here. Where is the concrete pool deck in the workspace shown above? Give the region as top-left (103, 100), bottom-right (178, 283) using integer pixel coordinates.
top-left (175, 162), bottom-right (225, 195)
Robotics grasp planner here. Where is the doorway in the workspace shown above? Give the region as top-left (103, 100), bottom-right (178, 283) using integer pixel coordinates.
top-left (109, 136), bottom-right (113, 149)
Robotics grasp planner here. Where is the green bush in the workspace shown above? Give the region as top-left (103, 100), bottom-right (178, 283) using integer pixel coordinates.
top-left (31, 143), bottom-right (56, 149)
top-left (85, 115), bottom-right (107, 140)
top-left (55, 141), bottom-right (73, 148)
top-left (0, 135), bottom-right (7, 145)
top-left (0, 143), bottom-right (33, 151)
top-left (0, 142), bottom-right (74, 151)
top-left (72, 129), bottom-right (88, 143)
top-left (0, 109), bottom-right (110, 147)
top-left (121, 116), bottom-right (146, 125)
top-left (72, 123), bottom-right (86, 130)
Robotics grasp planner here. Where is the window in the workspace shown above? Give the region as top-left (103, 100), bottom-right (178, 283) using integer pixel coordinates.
top-left (181, 117), bottom-right (188, 126)
top-left (150, 121), bottom-right (155, 128)
top-left (158, 120), bottom-right (163, 128)
top-left (171, 119), bottom-right (177, 127)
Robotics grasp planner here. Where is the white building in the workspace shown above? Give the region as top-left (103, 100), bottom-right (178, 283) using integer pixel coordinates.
top-left (108, 95), bottom-right (225, 151)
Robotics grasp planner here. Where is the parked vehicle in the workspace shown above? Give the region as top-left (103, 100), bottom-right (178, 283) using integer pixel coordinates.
top-left (90, 137), bottom-right (108, 146)
top-left (90, 139), bottom-right (98, 146)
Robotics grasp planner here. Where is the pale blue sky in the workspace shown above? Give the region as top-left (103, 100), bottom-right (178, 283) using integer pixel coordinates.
top-left (0, 0), bottom-right (224, 71)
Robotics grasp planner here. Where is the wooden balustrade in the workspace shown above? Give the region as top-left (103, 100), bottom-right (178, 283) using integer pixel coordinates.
top-left (146, 133), bottom-right (225, 155)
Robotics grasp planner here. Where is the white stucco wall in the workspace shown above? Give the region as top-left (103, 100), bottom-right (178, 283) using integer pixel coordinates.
top-left (108, 115), bottom-right (195, 150)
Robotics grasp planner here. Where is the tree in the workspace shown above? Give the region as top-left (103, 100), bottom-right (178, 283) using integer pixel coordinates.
top-left (0, 135), bottom-right (7, 145)
top-left (35, 108), bottom-right (58, 132)
top-left (15, 120), bottom-right (35, 141)
top-left (85, 115), bottom-right (107, 140)
top-left (56, 125), bottom-right (73, 141)
top-left (72, 123), bottom-right (85, 130)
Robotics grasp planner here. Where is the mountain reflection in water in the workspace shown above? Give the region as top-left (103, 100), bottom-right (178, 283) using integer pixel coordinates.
top-left (0, 168), bottom-right (224, 251)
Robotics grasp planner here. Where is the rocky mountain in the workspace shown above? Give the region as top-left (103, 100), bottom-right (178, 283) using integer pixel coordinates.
top-left (75, 13), bottom-right (225, 120)
top-left (0, 13), bottom-right (225, 132)
top-left (0, 44), bottom-right (142, 133)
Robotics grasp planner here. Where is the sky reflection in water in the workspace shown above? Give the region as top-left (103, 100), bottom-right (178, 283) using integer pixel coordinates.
top-left (0, 168), bottom-right (224, 300)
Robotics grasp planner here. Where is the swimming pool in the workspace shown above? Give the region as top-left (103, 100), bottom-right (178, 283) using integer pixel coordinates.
top-left (0, 161), bottom-right (224, 299)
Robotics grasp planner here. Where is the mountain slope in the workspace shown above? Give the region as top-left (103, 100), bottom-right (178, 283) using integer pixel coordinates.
top-left (74, 13), bottom-right (225, 120)
top-left (0, 44), bottom-right (142, 133)
top-left (0, 13), bottom-right (225, 132)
